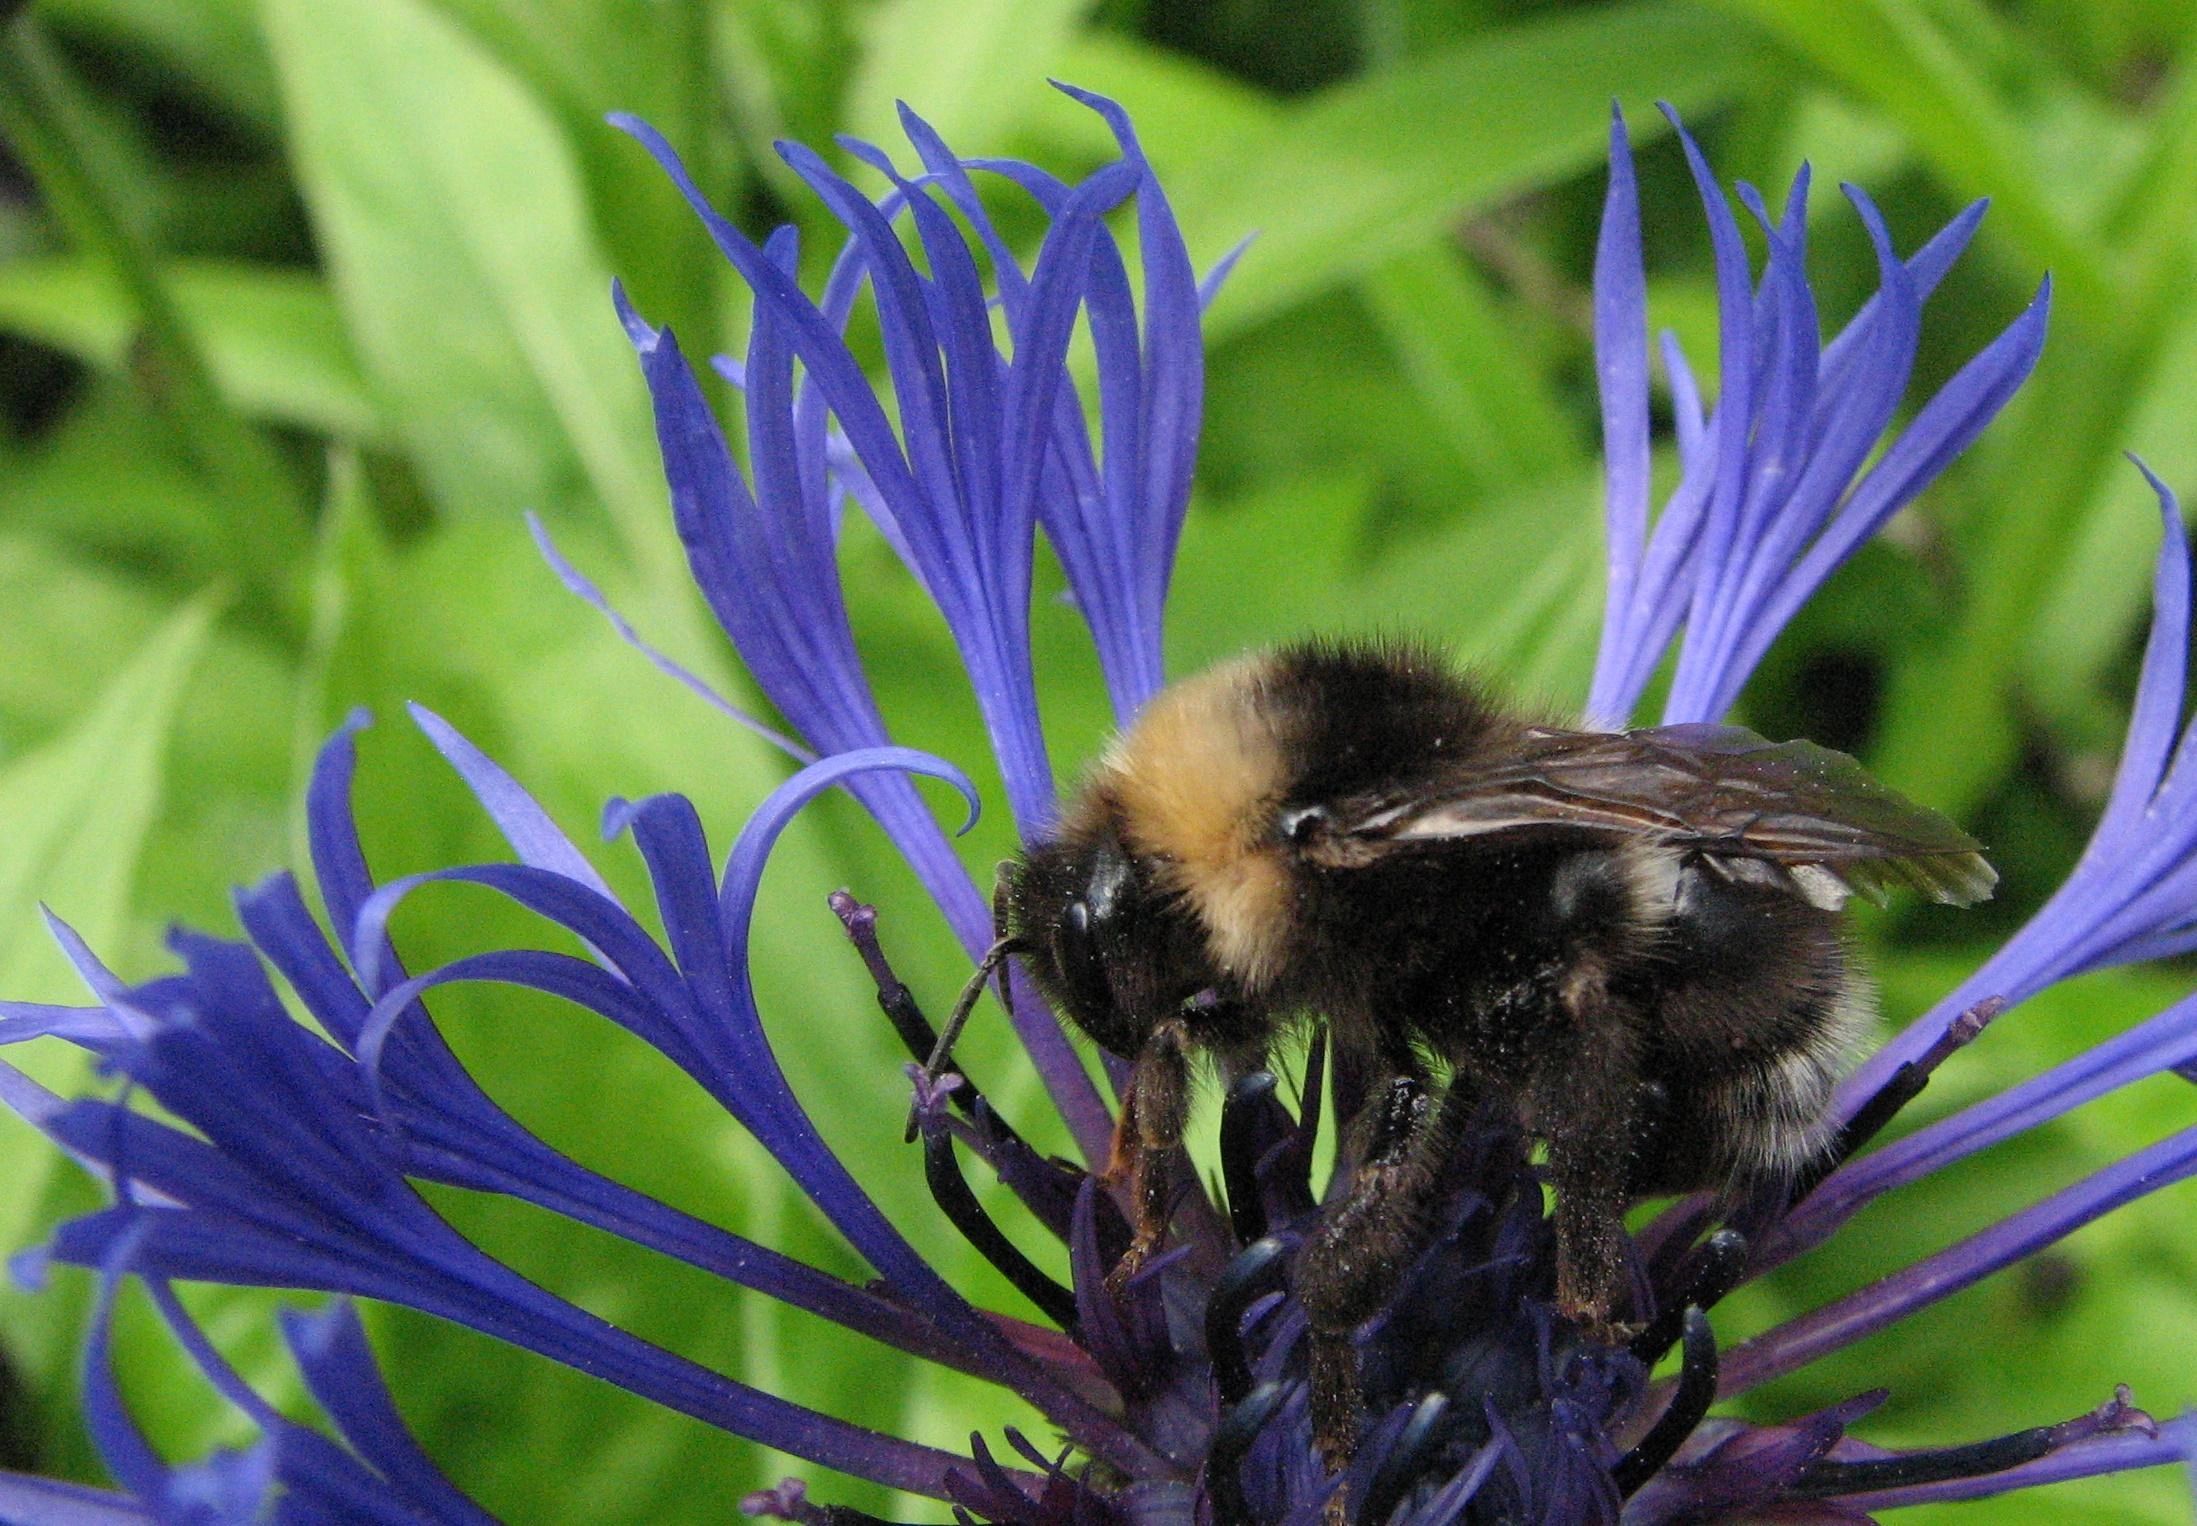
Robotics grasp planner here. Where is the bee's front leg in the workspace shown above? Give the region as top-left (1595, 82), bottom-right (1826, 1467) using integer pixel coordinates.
top-left (1293, 1067), bottom-right (1460, 1478)
top-left (1104, 1017), bottom-right (1192, 1297)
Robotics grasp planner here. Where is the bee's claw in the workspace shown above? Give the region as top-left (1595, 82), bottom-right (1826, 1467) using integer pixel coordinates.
top-left (1560, 1302), bottom-right (1644, 1346)
top-left (1102, 1233), bottom-right (1158, 1300)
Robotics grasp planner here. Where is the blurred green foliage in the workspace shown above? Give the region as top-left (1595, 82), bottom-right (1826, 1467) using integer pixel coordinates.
top-left (1, 0), bottom-right (2195, 1520)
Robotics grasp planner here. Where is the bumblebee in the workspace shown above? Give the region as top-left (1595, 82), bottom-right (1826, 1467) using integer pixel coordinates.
top-left (981, 639), bottom-right (1992, 1468)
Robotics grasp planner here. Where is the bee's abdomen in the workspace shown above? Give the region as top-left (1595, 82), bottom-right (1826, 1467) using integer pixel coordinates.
top-left (1628, 870), bottom-right (1872, 1193)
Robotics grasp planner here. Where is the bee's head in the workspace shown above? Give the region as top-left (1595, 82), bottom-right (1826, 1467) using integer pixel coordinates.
top-left (1004, 814), bottom-right (1213, 1059)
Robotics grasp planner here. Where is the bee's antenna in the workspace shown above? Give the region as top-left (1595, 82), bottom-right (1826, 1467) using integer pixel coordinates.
top-left (989, 866), bottom-right (1017, 1022)
top-left (904, 934), bottom-right (1025, 1143)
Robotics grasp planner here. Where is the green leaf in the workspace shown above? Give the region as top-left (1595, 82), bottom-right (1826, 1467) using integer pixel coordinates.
top-left (0, 21), bottom-right (310, 592)
top-left (2022, 299), bottom-right (2197, 726)
top-left (1139, 2), bottom-right (1768, 338)
top-left (0, 533), bottom-right (295, 937)
top-left (1358, 243), bottom-right (1585, 496)
top-left (1164, 464), bottom-right (1605, 705)
top-left (1038, 29), bottom-right (1279, 157)
top-left (0, 594), bottom-right (215, 1004)
top-left (0, 593), bottom-right (213, 1386)
top-left (1355, 468), bottom-right (1608, 702)
top-left (419, 0), bottom-right (728, 355)
top-left (420, 0), bottom-right (711, 145)
top-left (844, 0), bottom-right (1091, 156)
top-left (1165, 472), bottom-right (1381, 672)
top-left (0, 386), bottom-right (233, 581)
top-left (38, 0), bottom-right (280, 133)
top-left (1705, 0), bottom-right (2111, 321)
top-left (258, 0), bottom-right (687, 601)
top-left (0, 256), bottom-right (387, 441)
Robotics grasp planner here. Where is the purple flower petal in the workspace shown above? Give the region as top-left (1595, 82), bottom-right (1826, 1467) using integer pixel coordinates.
top-left (0, 1001), bottom-right (123, 1047)
top-left (1709, 186), bottom-right (1919, 696)
top-left (1587, 104), bottom-right (1650, 730)
top-left (1661, 106), bottom-right (1759, 724)
top-left (1790, 988), bottom-right (2197, 1246)
top-left (1837, 1414), bottom-right (2197, 1510)
top-left (407, 702), bottom-right (620, 903)
top-left (77, 1226), bottom-right (165, 1500)
top-left (45, 1118), bottom-right (995, 1501)
top-left (1728, 1123), bottom-right (2197, 1392)
top-left (1725, 276), bottom-right (2051, 701)
top-left (1824, 466), bottom-right (2197, 1157)
top-left (610, 113), bottom-right (1135, 1157)
top-left (1587, 109), bottom-right (2040, 730)
top-left (0, 1473), bottom-right (148, 1525)
top-left (40, 1220), bottom-right (501, 1523)
top-left (325, 748), bottom-right (1160, 1477)
top-left (278, 1301), bottom-right (502, 1523)
top-left (526, 511), bottom-right (804, 760)
top-left (2096, 460), bottom-right (2189, 845)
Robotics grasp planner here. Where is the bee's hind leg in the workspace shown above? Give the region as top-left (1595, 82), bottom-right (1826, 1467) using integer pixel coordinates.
top-left (1294, 1067), bottom-right (1462, 1478)
top-left (1536, 1003), bottom-right (1648, 1343)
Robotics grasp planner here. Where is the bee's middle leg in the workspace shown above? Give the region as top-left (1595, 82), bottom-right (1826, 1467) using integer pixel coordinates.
top-left (1294, 1067), bottom-right (1459, 1476)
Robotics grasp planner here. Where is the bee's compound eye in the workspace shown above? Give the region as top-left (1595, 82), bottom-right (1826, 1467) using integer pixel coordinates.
top-left (1050, 897), bottom-right (1115, 1030)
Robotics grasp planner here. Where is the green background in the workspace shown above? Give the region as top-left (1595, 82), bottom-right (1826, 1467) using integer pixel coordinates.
top-left (1, 0), bottom-right (2195, 1519)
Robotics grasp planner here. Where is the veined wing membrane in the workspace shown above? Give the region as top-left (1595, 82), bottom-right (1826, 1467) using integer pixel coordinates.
top-left (1317, 724), bottom-right (1996, 907)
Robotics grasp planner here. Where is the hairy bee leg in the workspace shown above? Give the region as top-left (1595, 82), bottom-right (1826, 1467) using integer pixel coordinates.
top-left (1309, 1334), bottom-right (1360, 1526)
top-left (1538, 1017), bottom-right (1645, 1341)
top-left (1104, 1018), bottom-right (1192, 1298)
top-left (1550, 1136), bottom-right (1634, 1338)
top-left (1294, 1072), bottom-right (1457, 1476)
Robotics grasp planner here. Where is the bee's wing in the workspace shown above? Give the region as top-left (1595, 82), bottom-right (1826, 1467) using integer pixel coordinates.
top-left (1315, 723), bottom-right (1996, 907)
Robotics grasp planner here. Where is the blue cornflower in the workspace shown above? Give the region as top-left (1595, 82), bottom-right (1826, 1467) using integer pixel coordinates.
top-left (3, 88), bottom-right (2195, 1523)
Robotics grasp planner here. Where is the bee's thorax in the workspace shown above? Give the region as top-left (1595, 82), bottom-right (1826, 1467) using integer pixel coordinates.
top-left (1092, 656), bottom-right (1295, 989)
